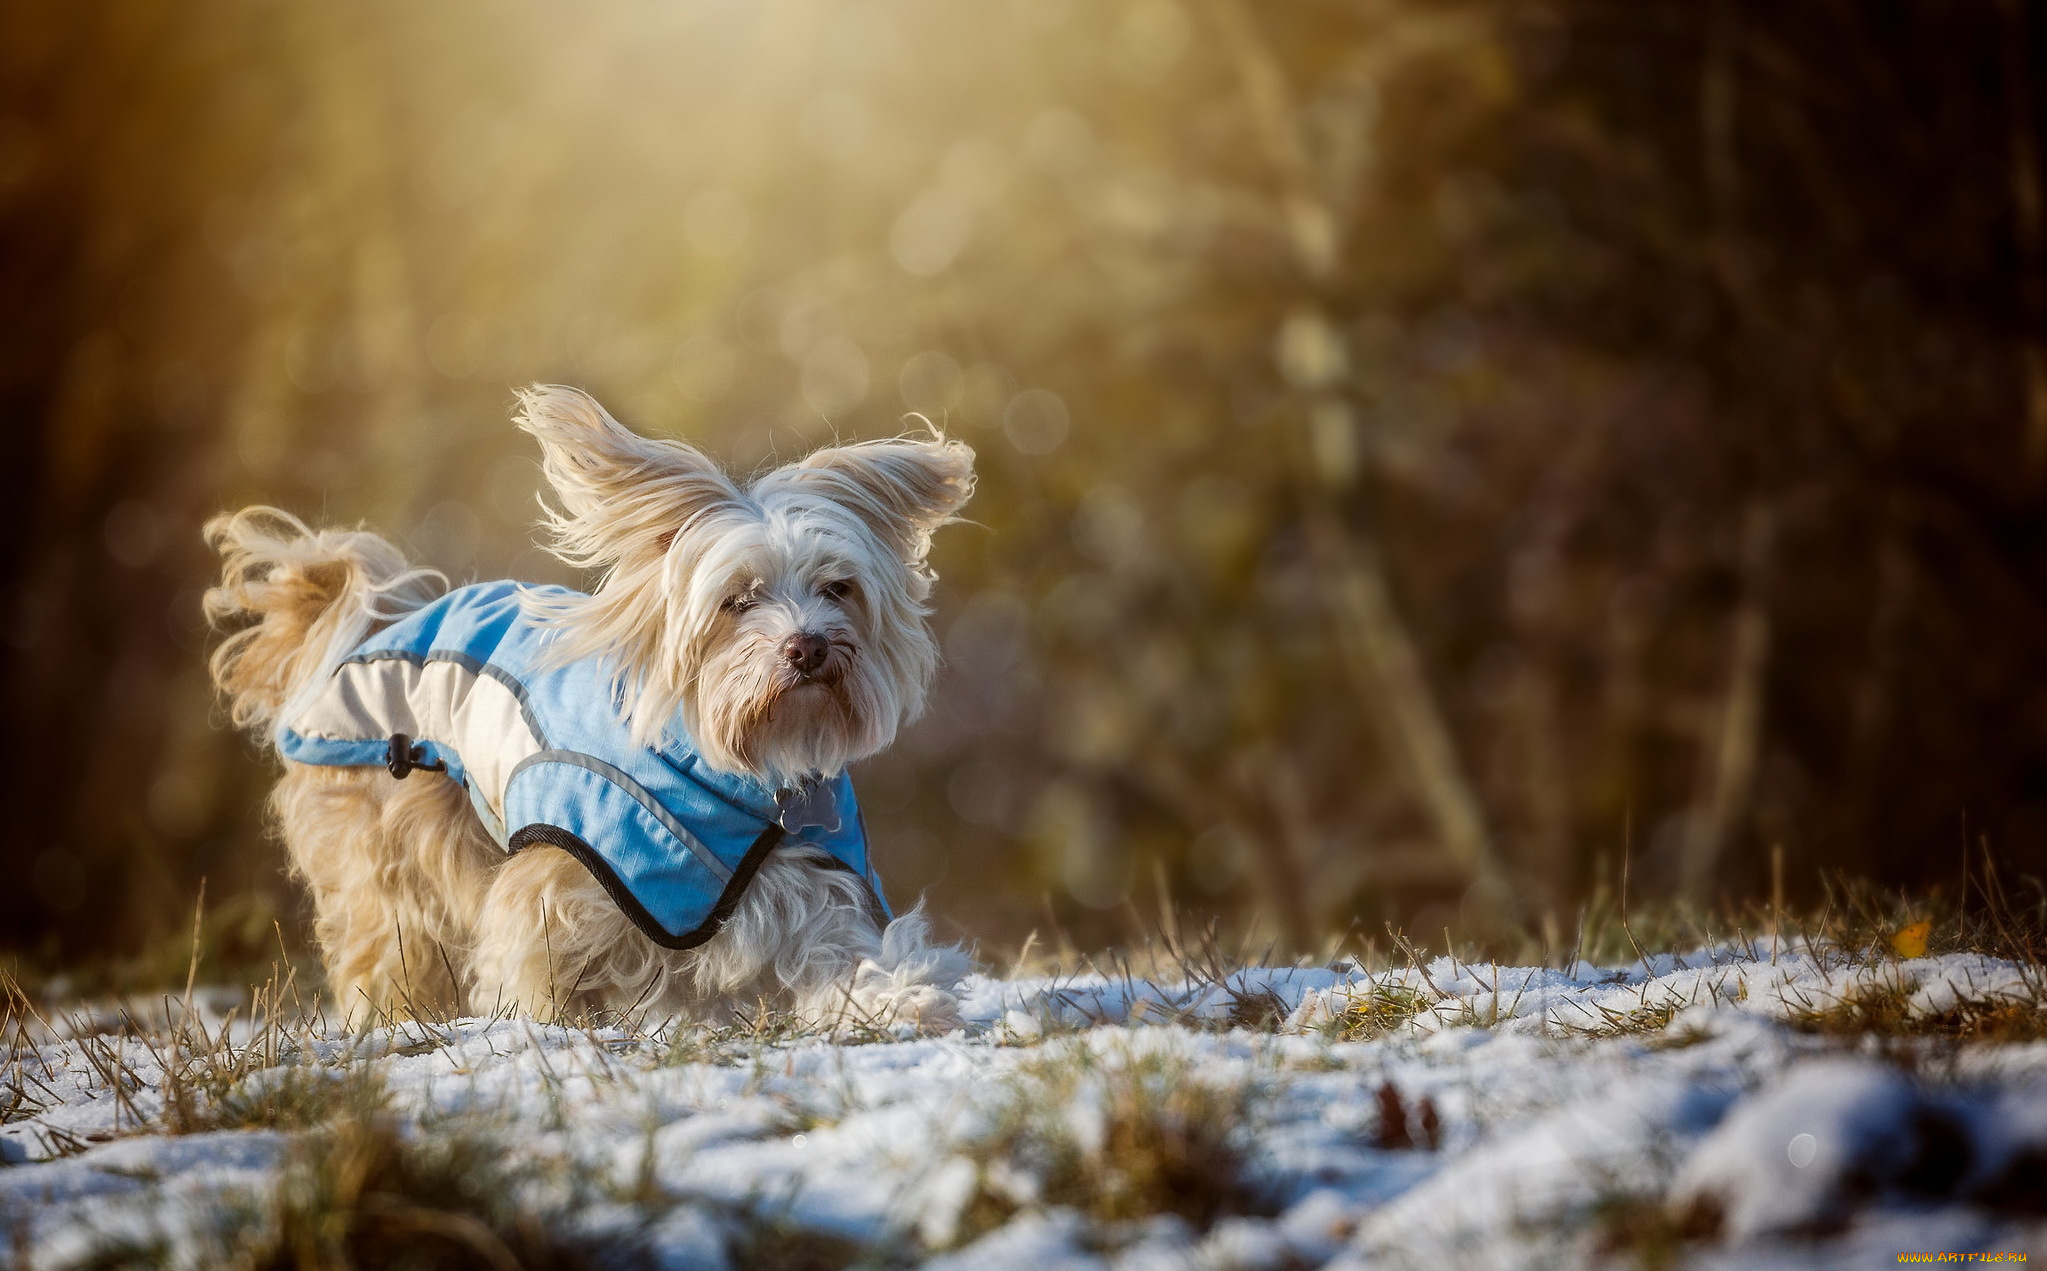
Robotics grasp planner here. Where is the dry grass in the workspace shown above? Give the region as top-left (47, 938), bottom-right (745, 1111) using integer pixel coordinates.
top-left (0, 948), bottom-right (412, 1151)
top-left (223, 1113), bottom-right (609, 1271)
top-left (1780, 978), bottom-right (2047, 1043)
top-left (197, 1061), bottom-right (395, 1135)
top-left (1586, 1191), bottom-right (1706, 1271)
top-left (720, 1203), bottom-right (894, 1271)
top-left (1322, 983), bottom-right (1434, 1041)
top-left (1558, 990), bottom-right (1696, 1041)
top-left (10, 878), bottom-right (2047, 1267)
top-left (45, 1099), bottom-right (633, 1270)
top-left (949, 1046), bottom-right (1276, 1244)
top-left (52, 1065), bottom-right (894, 1270)
top-left (651, 1011), bottom-right (903, 1068)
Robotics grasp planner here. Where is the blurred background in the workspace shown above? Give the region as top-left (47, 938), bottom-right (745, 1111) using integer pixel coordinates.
top-left (6, 0), bottom-right (2047, 970)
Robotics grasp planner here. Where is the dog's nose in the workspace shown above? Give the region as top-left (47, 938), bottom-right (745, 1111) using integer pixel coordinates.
top-left (781, 633), bottom-right (830, 677)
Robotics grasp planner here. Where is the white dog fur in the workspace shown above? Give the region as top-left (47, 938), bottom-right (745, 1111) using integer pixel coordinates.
top-left (203, 385), bottom-right (975, 1032)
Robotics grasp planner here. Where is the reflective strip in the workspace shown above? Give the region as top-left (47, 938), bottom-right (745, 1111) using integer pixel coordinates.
top-left (338, 648), bottom-right (550, 746)
top-left (285, 653), bottom-right (547, 823)
top-left (508, 750), bottom-right (737, 884)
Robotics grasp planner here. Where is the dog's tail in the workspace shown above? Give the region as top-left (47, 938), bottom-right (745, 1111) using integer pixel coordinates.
top-left (202, 507), bottom-right (446, 740)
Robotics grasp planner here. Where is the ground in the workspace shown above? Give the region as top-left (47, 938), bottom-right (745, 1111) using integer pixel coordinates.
top-left (4, 941), bottom-right (2045, 1268)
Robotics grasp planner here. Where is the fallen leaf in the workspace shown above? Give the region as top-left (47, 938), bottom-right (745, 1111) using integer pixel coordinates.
top-left (1890, 920), bottom-right (1931, 959)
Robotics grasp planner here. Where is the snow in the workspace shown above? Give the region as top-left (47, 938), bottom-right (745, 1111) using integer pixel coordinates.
top-left (1668, 1058), bottom-right (1925, 1240)
top-left (5, 947), bottom-right (2047, 1267)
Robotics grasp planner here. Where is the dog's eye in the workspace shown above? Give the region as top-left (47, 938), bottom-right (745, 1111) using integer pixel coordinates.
top-left (819, 579), bottom-right (855, 601)
top-left (722, 593), bottom-right (757, 614)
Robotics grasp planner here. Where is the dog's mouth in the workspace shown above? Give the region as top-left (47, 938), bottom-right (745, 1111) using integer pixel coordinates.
top-left (732, 660), bottom-right (859, 763)
top-left (715, 634), bottom-right (880, 777)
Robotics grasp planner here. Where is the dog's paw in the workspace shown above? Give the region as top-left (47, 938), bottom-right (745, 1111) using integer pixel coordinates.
top-left (896, 986), bottom-right (962, 1035)
top-left (797, 903), bottom-right (972, 1036)
top-left (839, 946), bottom-right (967, 1036)
top-left (853, 977), bottom-right (962, 1036)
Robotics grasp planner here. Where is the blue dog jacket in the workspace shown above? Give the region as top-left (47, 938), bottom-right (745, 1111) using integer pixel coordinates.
top-left (275, 581), bottom-right (888, 949)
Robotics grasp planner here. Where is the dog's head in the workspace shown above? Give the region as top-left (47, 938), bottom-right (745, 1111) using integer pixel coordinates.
top-left (514, 385), bottom-right (974, 785)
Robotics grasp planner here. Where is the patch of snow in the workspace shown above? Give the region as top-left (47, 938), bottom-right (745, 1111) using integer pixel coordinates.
top-left (1669, 1058), bottom-right (1925, 1239)
top-left (5, 949), bottom-right (2047, 1268)
top-left (923, 1208), bottom-right (1105, 1271)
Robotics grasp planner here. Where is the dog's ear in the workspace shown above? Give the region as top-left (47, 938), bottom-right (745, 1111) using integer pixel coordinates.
top-left (781, 434), bottom-right (976, 564)
top-left (515, 384), bottom-right (741, 567)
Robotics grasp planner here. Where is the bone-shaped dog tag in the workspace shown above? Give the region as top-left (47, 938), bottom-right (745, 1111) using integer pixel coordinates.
top-left (774, 779), bottom-right (842, 834)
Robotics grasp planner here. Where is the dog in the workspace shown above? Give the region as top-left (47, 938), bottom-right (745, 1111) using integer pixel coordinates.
top-left (203, 385), bottom-right (975, 1031)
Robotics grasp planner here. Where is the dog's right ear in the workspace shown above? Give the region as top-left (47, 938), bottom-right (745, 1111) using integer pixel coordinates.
top-left (515, 385), bottom-right (741, 568)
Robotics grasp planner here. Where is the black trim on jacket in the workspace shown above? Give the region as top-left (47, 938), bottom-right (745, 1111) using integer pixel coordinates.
top-left (506, 820), bottom-right (889, 951)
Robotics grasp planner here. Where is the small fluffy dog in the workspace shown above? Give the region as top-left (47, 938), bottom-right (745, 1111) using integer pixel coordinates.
top-left (204, 385), bottom-right (974, 1030)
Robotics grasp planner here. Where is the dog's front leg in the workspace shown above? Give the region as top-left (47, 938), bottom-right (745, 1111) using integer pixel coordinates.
top-left (470, 846), bottom-right (675, 1020)
top-left (731, 848), bottom-right (969, 1034)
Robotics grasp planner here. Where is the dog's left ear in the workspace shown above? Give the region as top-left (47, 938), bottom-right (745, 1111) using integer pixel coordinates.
top-left (780, 435), bottom-right (976, 565)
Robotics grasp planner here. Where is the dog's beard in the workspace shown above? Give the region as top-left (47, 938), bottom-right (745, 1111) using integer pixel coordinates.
top-left (690, 634), bottom-right (898, 784)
